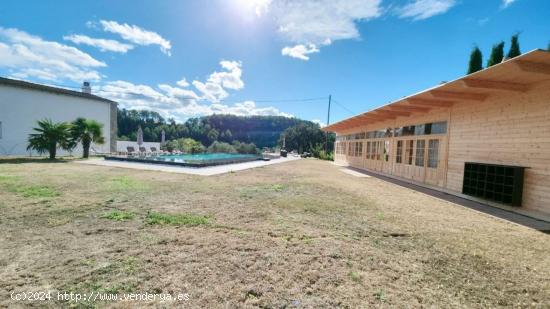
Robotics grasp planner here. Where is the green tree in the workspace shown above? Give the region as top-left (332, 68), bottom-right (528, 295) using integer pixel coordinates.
top-left (206, 128), bottom-right (219, 143)
top-left (27, 119), bottom-right (72, 159)
top-left (279, 122), bottom-right (334, 154)
top-left (232, 141), bottom-right (259, 154)
top-left (547, 42), bottom-right (550, 51)
top-left (467, 46), bottom-right (483, 74)
top-left (507, 34), bottom-right (521, 59)
top-left (70, 118), bottom-right (105, 158)
top-left (162, 140), bottom-right (178, 153)
top-left (176, 138), bottom-right (205, 154)
top-left (207, 141), bottom-right (236, 153)
top-left (487, 41), bottom-right (505, 67)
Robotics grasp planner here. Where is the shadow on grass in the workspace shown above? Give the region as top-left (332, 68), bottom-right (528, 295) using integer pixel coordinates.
top-left (345, 166), bottom-right (550, 233)
top-left (0, 157), bottom-right (72, 164)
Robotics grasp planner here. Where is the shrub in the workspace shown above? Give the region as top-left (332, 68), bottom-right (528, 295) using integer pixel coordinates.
top-left (207, 141), bottom-right (236, 153)
top-left (232, 141), bottom-right (259, 154)
top-left (27, 119), bottom-right (73, 159)
top-left (177, 138), bottom-right (205, 153)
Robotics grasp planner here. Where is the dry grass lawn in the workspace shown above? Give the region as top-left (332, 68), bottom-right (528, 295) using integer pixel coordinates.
top-left (0, 158), bottom-right (549, 308)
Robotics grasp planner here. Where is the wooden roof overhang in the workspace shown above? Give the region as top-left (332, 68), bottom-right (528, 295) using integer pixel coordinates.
top-left (323, 49), bottom-right (550, 133)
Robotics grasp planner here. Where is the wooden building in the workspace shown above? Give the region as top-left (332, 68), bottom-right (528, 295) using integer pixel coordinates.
top-left (323, 49), bottom-right (550, 218)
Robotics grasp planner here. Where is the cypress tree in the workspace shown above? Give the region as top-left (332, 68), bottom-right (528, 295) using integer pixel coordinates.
top-left (547, 42), bottom-right (550, 51)
top-left (487, 41), bottom-right (505, 67)
top-left (467, 46), bottom-right (483, 74)
top-left (507, 34), bottom-right (521, 59)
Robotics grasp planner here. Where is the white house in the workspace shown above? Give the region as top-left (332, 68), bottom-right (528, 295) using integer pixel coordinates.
top-left (0, 77), bottom-right (117, 156)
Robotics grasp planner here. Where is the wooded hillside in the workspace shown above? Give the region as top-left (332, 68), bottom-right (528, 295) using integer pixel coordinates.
top-left (117, 109), bottom-right (316, 148)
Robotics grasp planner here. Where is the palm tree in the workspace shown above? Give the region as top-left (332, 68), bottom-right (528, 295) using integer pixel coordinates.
top-left (27, 119), bottom-right (72, 159)
top-left (70, 118), bottom-right (105, 158)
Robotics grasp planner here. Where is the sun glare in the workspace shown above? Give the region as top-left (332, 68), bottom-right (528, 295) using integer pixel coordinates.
top-left (235, 0), bottom-right (271, 17)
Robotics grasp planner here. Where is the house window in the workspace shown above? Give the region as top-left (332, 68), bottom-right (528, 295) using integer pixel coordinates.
top-left (428, 139), bottom-right (439, 168)
top-left (405, 140), bottom-right (414, 165)
top-left (396, 140), bottom-right (403, 163)
top-left (431, 122), bottom-right (447, 134)
top-left (415, 140), bottom-right (426, 166)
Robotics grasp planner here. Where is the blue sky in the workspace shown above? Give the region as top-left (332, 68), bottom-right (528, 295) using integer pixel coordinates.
top-left (1, 0), bottom-right (549, 125)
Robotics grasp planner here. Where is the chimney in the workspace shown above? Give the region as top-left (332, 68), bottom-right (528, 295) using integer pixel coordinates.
top-left (81, 81), bottom-right (91, 94)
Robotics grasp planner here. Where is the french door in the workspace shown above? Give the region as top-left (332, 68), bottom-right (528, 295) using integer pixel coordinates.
top-left (392, 136), bottom-right (447, 187)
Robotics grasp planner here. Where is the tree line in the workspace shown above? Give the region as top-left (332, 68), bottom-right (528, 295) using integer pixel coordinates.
top-left (118, 108), bottom-right (335, 159)
top-left (467, 34), bottom-right (550, 74)
top-left (117, 109), bottom-right (314, 149)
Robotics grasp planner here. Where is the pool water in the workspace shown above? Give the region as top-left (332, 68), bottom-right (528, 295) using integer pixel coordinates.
top-left (153, 152), bottom-right (258, 163)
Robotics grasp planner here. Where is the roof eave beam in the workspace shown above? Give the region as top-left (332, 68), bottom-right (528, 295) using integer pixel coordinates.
top-left (429, 90), bottom-right (489, 101)
top-left (375, 110), bottom-right (410, 117)
top-left (516, 60), bottom-right (550, 75)
top-left (406, 98), bottom-right (455, 108)
top-left (462, 79), bottom-right (530, 92)
top-left (387, 105), bottom-right (431, 113)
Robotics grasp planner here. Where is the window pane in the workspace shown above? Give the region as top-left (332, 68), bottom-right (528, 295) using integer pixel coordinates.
top-left (428, 139), bottom-right (439, 168)
top-left (406, 140), bottom-right (414, 165)
top-left (414, 125), bottom-right (426, 136)
top-left (396, 141), bottom-right (403, 163)
top-left (431, 121), bottom-right (447, 134)
top-left (402, 126), bottom-right (415, 136)
top-left (415, 140), bottom-right (425, 166)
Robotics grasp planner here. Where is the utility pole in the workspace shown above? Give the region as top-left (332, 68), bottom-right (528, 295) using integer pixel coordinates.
top-left (325, 95), bottom-right (331, 153)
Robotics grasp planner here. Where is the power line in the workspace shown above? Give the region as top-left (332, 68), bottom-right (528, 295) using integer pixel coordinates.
top-left (331, 98), bottom-right (356, 116)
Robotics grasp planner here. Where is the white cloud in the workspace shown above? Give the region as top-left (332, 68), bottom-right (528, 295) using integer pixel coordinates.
top-left (281, 44), bottom-right (319, 61)
top-left (97, 81), bottom-right (290, 121)
top-left (94, 58), bottom-right (289, 121)
top-left (63, 34), bottom-right (134, 53)
top-left (0, 27), bottom-right (106, 82)
top-left (272, 0), bottom-right (382, 44)
top-left (311, 119), bottom-right (326, 127)
top-left (98, 20), bottom-right (172, 55)
top-left (158, 84), bottom-right (200, 106)
top-left (502, 0), bottom-right (517, 8)
top-left (208, 60), bottom-right (244, 90)
top-left (192, 60), bottom-right (244, 102)
top-left (176, 78), bottom-right (190, 87)
top-left (210, 101), bottom-right (292, 117)
top-left (192, 80), bottom-right (229, 103)
top-left (396, 0), bottom-right (456, 21)
top-left (258, 0), bottom-right (381, 60)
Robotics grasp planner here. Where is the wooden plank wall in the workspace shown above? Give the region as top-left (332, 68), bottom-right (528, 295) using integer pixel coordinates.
top-left (334, 79), bottom-right (550, 214)
top-left (333, 108), bottom-right (450, 179)
top-left (446, 80), bottom-right (550, 214)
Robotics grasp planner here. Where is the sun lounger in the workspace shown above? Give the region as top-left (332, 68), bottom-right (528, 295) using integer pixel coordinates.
top-left (126, 146), bottom-right (137, 157)
top-left (138, 147), bottom-right (148, 156)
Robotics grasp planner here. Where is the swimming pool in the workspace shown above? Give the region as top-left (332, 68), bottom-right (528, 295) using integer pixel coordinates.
top-left (105, 152), bottom-right (262, 167)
